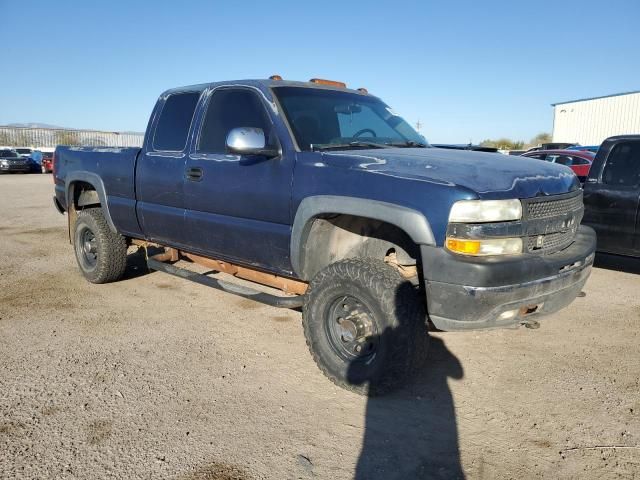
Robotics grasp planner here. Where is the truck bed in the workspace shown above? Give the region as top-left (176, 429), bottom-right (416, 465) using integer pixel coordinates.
top-left (54, 146), bottom-right (142, 235)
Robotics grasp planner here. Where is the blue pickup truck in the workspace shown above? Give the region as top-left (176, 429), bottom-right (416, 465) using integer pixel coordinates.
top-left (54, 77), bottom-right (596, 394)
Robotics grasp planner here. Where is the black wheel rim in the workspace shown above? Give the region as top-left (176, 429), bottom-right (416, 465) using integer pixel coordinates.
top-left (324, 295), bottom-right (379, 362)
top-left (79, 227), bottom-right (98, 269)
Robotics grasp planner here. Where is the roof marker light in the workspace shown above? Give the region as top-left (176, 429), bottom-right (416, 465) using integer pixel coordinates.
top-left (269, 75), bottom-right (283, 80)
top-left (309, 78), bottom-right (347, 88)
top-left (357, 88), bottom-right (368, 94)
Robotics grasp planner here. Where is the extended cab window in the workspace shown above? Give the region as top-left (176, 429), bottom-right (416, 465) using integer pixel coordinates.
top-left (602, 141), bottom-right (640, 186)
top-left (198, 89), bottom-right (272, 153)
top-left (153, 92), bottom-right (200, 151)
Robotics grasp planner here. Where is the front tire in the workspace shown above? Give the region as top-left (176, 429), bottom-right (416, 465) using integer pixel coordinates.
top-left (302, 258), bottom-right (428, 396)
top-left (73, 208), bottom-right (127, 284)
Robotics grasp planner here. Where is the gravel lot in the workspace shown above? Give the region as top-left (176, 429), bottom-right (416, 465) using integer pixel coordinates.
top-left (1, 174), bottom-right (638, 479)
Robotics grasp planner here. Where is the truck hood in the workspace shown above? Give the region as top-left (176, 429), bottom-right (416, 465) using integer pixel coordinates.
top-left (321, 147), bottom-right (580, 199)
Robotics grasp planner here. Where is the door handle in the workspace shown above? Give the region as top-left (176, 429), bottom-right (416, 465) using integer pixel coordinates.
top-left (186, 167), bottom-right (203, 181)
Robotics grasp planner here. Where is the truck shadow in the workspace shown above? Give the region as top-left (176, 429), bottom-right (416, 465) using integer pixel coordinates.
top-left (121, 247), bottom-right (153, 281)
top-left (594, 252), bottom-right (640, 275)
top-left (347, 286), bottom-right (465, 479)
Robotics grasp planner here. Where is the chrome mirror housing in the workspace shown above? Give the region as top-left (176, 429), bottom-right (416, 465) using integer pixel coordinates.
top-left (226, 127), bottom-right (281, 159)
top-left (226, 127), bottom-right (267, 154)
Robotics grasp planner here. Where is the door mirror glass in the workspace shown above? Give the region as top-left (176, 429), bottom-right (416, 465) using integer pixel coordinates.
top-left (225, 127), bottom-right (279, 157)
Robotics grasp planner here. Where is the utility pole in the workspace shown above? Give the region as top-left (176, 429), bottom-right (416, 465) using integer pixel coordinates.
top-left (415, 120), bottom-right (422, 132)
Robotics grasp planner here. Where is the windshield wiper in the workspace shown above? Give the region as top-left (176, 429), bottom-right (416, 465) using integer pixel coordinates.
top-left (311, 141), bottom-right (389, 152)
top-left (385, 141), bottom-right (429, 148)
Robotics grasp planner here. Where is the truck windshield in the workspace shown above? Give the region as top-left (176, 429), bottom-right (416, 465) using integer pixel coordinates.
top-left (273, 87), bottom-right (427, 151)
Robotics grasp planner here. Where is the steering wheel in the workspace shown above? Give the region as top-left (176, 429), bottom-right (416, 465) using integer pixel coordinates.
top-left (353, 128), bottom-right (377, 138)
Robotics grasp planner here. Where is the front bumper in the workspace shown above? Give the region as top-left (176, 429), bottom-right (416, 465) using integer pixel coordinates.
top-left (421, 225), bottom-right (596, 330)
top-left (0, 164), bottom-right (31, 173)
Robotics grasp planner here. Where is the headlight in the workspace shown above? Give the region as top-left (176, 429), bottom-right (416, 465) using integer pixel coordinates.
top-left (446, 237), bottom-right (523, 256)
top-left (449, 199), bottom-right (522, 223)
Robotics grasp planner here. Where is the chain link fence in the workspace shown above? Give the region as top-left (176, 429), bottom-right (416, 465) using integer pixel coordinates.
top-left (0, 126), bottom-right (144, 149)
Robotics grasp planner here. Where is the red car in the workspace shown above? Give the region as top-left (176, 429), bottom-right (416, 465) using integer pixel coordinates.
top-left (41, 152), bottom-right (54, 173)
top-left (521, 149), bottom-right (594, 180)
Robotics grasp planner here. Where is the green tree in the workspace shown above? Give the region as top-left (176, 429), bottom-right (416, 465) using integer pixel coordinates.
top-left (480, 138), bottom-right (525, 150)
top-left (529, 132), bottom-right (552, 147)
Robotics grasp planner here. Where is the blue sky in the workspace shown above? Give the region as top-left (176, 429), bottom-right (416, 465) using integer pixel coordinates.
top-left (1, 0), bottom-right (639, 143)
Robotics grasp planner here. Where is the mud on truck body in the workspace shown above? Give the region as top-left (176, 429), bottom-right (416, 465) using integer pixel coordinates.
top-left (53, 77), bottom-right (596, 395)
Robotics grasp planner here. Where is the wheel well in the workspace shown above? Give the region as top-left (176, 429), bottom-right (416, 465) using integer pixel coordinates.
top-left (67, 181), bottom-right (101, 243)
top-left (71, 181), bottom-right (101, 209)
top-left (299, 214), bottom-right (420, 280)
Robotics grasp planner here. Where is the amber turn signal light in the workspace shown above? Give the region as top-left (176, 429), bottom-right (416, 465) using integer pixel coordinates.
top-left (269, 75), bottom-right (283, 80)
top-left (309, 78), bottom-right (347, 88)
top-left (446, 238), bottom-right (482, 255)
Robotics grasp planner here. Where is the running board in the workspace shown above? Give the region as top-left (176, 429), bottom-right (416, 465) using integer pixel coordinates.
top-left (147, 257), bottom-right (305, 309)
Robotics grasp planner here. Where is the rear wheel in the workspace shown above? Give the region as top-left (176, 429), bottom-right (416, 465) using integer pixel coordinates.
top-left (73, 208), bottom-right (127, 283)
top-left (302, 258), bottom-right (428, 396)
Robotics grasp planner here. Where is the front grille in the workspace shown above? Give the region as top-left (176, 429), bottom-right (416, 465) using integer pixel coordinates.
top-left (526, 230), bottom-right (575, 254)
top-left (525, 192), bottom-right (583, 220)
top-left (523, 191), bottom-right (583, 255)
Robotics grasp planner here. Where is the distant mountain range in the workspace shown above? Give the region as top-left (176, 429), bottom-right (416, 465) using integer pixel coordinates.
top-left (6, 122), bottom-right (66, 129)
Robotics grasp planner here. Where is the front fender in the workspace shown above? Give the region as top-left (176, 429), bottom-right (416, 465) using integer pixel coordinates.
top-left (290, 195), bottom-right (435, 279)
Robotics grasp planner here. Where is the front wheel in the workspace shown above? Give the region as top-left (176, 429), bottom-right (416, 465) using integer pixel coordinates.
top-left (73, 208), bottom-right (127, 283)
top-left (302, 258), bottom-right (428, 396)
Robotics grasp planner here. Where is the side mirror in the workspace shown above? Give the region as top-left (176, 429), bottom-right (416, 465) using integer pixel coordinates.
top-left (225, 127), bottom-right (279, 157)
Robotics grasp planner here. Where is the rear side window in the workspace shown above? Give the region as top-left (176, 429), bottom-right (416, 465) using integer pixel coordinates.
top-left (555, 155), bottom-right (573, 166)
top-left (153, 92), bottom-right (200, 151)
top-left (602, 141), bottom-right (640, 186)
top-left (572, 157), bottom-right (590, 166)
top-left (197, 89), bottom-right (272, 154)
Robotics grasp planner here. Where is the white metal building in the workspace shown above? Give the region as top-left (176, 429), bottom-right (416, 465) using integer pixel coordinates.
top-left (552, 90), bottom-right (640, 145)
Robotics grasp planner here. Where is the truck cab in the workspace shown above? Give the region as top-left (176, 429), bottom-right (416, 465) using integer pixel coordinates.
top-left (583, 135), bottom-right (640, 256)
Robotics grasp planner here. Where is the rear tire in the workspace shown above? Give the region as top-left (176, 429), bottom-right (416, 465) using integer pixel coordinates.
top-left (302, 258), bottom-right (428, 396)
top-left (73, 208), bottom-right (127, 284)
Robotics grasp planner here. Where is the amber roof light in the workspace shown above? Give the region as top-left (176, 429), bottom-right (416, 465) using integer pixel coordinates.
top-left (309, 78), bottom-right (347, 88)
top-left (269, 75), bottom-right (283, 80)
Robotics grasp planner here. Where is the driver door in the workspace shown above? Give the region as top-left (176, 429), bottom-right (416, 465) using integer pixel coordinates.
top-left (183, 87), bottom-right (294, 273)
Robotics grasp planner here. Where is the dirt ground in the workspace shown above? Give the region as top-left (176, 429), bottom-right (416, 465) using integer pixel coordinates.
top-left (0, 174), bottom-right (638, 479)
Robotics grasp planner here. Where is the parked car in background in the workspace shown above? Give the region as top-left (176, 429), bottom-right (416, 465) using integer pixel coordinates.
top-left (583, 135), bottom-right (640, 257)
top-left (0, 148), bottom-right (31, 173)
top-left (15, 147), bottom-right (35, 158)
top-left (41, 151), bottom-right (54, 173)
top-left (522, 149), bottom-right (594, 182)
top-left (567, 145), bottom-right (600, 154)
top-left (13, 147), bottom-right (43, 172)
top-left (525, 142), bottom-right (577, 153)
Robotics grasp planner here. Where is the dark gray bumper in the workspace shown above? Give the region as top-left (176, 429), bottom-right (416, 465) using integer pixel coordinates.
top-left (0, 165), bottom-right (31, 173)
top-left (422, 226), bottom-right (596, 331)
